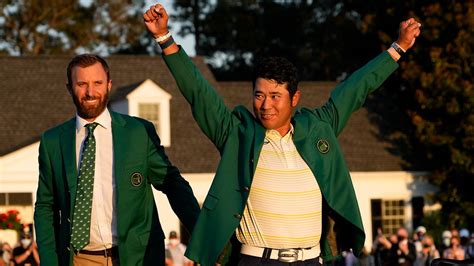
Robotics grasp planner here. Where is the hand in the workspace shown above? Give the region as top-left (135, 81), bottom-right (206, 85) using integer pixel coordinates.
top-left (399, 239), bottom-right (409, 254)
top-left (143, 3), bottom-right (169, 38)
top-left (396, 18), bottom-right (421, 51)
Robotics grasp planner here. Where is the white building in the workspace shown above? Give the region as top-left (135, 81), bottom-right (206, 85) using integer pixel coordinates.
top-left (0, 55), bottom-right (437, 250)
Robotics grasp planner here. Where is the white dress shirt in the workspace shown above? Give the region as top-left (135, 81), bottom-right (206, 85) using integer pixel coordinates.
top-left (75, 108), bottom-right (117, 250)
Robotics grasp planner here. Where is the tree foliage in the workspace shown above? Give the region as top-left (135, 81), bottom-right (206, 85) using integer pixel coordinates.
top-left (173, 0), bottom-right (474, 228)
top-left (0, 0), bottom-right (152, 55)
top-left (403, 1), bottom-right (474, 228)
top-left (173, 0), bottom-right (380, 80)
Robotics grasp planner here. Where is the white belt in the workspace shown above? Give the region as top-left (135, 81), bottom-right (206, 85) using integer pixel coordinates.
top-left (240, 244), bottom-right (321, 263)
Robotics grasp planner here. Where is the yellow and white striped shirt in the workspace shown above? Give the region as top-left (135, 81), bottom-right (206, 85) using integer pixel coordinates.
top-left (236, 126), bottom-right (322, 249)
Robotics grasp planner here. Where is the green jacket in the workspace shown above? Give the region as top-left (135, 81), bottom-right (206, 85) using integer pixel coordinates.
top-left (163, 48), bottom-right (398, 265)
top-left (34, 111), bottom-right (200, 266)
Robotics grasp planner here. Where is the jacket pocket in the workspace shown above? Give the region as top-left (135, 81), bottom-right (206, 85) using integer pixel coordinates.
top-left (203, 193), bottom-right (219, 210)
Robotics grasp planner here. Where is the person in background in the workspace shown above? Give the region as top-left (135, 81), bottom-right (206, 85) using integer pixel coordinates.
top-left (419, 235), bottom-right (439, 266)
top-left (165, 231), bottom-right (192, 266)
top-left (460, 229), bottom-right (470, 249)
top-left (0, 242), bottom-right (13, 266)
top-left (443, 235), bottom-right (465, 260)
top-left (12, 232), bottom-right (39, 266)
top-left (413, 226), bottom-right (426, 266)
top-left (389, 227), bottom-right (416, 266)
top-left (439, 230), bottom-right (452, 256)
top-left (372, 228), bottom-right (393, 266)
top-left (465, 232), bottom-right (474, 259)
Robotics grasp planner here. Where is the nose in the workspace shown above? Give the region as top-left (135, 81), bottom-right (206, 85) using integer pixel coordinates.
top-left (261, 97), bottom-right (271, 110)
top-left (85, 84), bottom-right (94, 97)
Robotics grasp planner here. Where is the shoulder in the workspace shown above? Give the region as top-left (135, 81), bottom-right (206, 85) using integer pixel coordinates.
top-left (41, 117), bottom-right (75, 141)
top-left (110, 111), bottom-right (153, 128)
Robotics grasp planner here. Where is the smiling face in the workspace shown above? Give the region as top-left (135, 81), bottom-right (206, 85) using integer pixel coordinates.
top-left (253, 78), bottom-right (300, 136)
top-left (69, 62), bottom-right (111, 121)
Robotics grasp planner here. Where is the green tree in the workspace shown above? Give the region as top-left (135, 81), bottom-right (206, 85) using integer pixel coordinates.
top-left (404, 1), bottom-right (474, 228)
top-left (0, 0), bottom-right (152, 55)
top-left (172, 0), bottom-right (377, 80)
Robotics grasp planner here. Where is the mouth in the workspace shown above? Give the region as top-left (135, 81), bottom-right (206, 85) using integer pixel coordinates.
top-left (260, 114), bottom-right (275, 120)
top-left (82, 98), bottom-right (99, 105)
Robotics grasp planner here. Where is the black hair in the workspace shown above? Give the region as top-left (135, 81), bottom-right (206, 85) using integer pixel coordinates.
top-left (253, 57), bottom-right (299, 98)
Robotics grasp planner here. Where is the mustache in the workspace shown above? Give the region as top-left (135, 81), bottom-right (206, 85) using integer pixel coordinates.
top-left (81, 95), bottom-right (100, 101)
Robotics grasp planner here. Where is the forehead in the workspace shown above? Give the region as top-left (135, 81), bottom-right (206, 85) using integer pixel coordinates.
top-left (254, 78), bottom-right (288, 93)
top-left (71, 62), bottom-right (107, 80)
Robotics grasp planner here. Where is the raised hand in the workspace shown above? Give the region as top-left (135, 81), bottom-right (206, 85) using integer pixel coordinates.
top-left (397, 18), bottom-right (422, 51)
top-left (143, 3), bottom-right (169, 38)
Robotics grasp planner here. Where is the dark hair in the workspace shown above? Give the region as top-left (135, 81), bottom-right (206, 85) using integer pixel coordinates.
top-left (67, 54), bottom-right (110, 88)
top-left (253, 57), bottom-right (299, 98)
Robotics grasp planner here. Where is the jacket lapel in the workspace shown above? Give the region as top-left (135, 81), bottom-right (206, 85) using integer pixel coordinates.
top-left (110, 112), bottom-right (127, 183)
top-left (59, 118), bottom-right (78, 210)
top-left (293, 114), bottom-right (316, 167)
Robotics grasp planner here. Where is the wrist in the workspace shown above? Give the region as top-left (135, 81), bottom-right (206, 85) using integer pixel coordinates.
top-left (391, 42), bottom-right (406, 55)
top-left (154, 31), bottom-right (172, 43)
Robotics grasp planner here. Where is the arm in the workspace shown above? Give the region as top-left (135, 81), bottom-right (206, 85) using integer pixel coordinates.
top-left (144, 4), bottom-right (239, 150)
top-left (143, 120), bottom-right (200, 233)
top-left (33, 136), bottom-right (59, 266)
top-left (318, 18), bottom-right (421, 135)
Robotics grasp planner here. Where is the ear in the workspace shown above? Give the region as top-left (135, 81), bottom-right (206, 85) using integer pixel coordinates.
top-left (66, 84), bottom-right (72, 96)
top-left (107, 79), bottom-right (112, 92)
top-left (291, 90), bottom-right (301, 107)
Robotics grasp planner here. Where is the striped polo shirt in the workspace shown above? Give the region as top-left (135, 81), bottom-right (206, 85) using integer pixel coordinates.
top-left (236, 126), bottom-right (322, 249)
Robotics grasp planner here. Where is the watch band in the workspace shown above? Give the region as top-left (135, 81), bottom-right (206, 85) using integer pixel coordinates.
top-left (391, 42), bottom-right (406, 56)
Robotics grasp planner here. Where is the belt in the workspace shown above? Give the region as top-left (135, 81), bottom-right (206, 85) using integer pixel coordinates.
top-left (240, 244), bottom-right (321, 263)
top-left (79, 246), bottom-right (118, 257)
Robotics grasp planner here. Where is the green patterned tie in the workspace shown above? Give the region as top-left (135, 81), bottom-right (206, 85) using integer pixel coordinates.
top-left (71, 122), bottom-right (99, 251)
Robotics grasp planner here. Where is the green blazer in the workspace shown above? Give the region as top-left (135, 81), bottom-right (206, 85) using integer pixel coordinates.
top-left (163, 48), bottom-right (398, 265)
top-left (34, 111), bottom-right (200, 266)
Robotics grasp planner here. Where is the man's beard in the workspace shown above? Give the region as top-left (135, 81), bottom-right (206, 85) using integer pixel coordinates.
top-left (72, 92), bottom-right (109, 120)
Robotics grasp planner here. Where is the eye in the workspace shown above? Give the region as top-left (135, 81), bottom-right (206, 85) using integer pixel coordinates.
top-left (254, 94), bottom-right (264, 100)
top-left (272, 94), bottom-right (281, 99)
top-left (94, 80), bottom-right (103, 85)
top-left (77, 82), bottom-right (87, 88)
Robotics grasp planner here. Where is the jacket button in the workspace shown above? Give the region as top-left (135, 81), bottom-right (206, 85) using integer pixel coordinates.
top-left (234, 213), bottom-right (242, 219)
top-left (243, 186), bottom-right (250, 192)
top-left (250, 159), bottom-right (254, 163)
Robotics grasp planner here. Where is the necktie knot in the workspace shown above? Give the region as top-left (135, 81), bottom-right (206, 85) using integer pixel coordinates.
top-left (85, 122), bottom-right (99, 134)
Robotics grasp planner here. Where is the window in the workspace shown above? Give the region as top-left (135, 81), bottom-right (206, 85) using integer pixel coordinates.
top-left (139, 103), bottom-right (161, 134)
top-left (371, 199), bottom-right (405, 239)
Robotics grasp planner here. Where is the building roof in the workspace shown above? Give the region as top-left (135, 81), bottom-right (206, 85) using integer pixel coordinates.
top-left (0, 55), bottom-right (405, 172)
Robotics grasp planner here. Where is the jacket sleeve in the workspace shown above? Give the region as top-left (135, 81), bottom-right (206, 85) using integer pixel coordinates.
top-left (34, 135), bottom-right (59, 266)
top-left (143, 120), bottom-right (200, 233)
top-left (162, 47), bottom-right (239, 151)
top-left (317, 51), bottom-right (399, 136)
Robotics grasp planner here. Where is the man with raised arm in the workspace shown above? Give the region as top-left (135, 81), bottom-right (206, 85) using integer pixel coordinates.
top-left (144, 3), bottom-right (421, 265)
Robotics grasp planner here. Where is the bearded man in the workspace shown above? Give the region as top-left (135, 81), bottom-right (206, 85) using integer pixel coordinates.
top-left (34, 54), bottom-right (199, 266)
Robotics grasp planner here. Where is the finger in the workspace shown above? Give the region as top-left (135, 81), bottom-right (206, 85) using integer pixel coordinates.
top-left (153, 4), bottom-right (167, 18)
top-left (146, 9), bottom-right (159, 20)
top-left (143, 12), bottom-right (153, 22)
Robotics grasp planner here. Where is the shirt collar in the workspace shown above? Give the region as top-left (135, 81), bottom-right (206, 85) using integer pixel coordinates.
top-left (76, 108), bottom-right (111, 133)
top-left (265, 124), bottom-right (294, 142)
